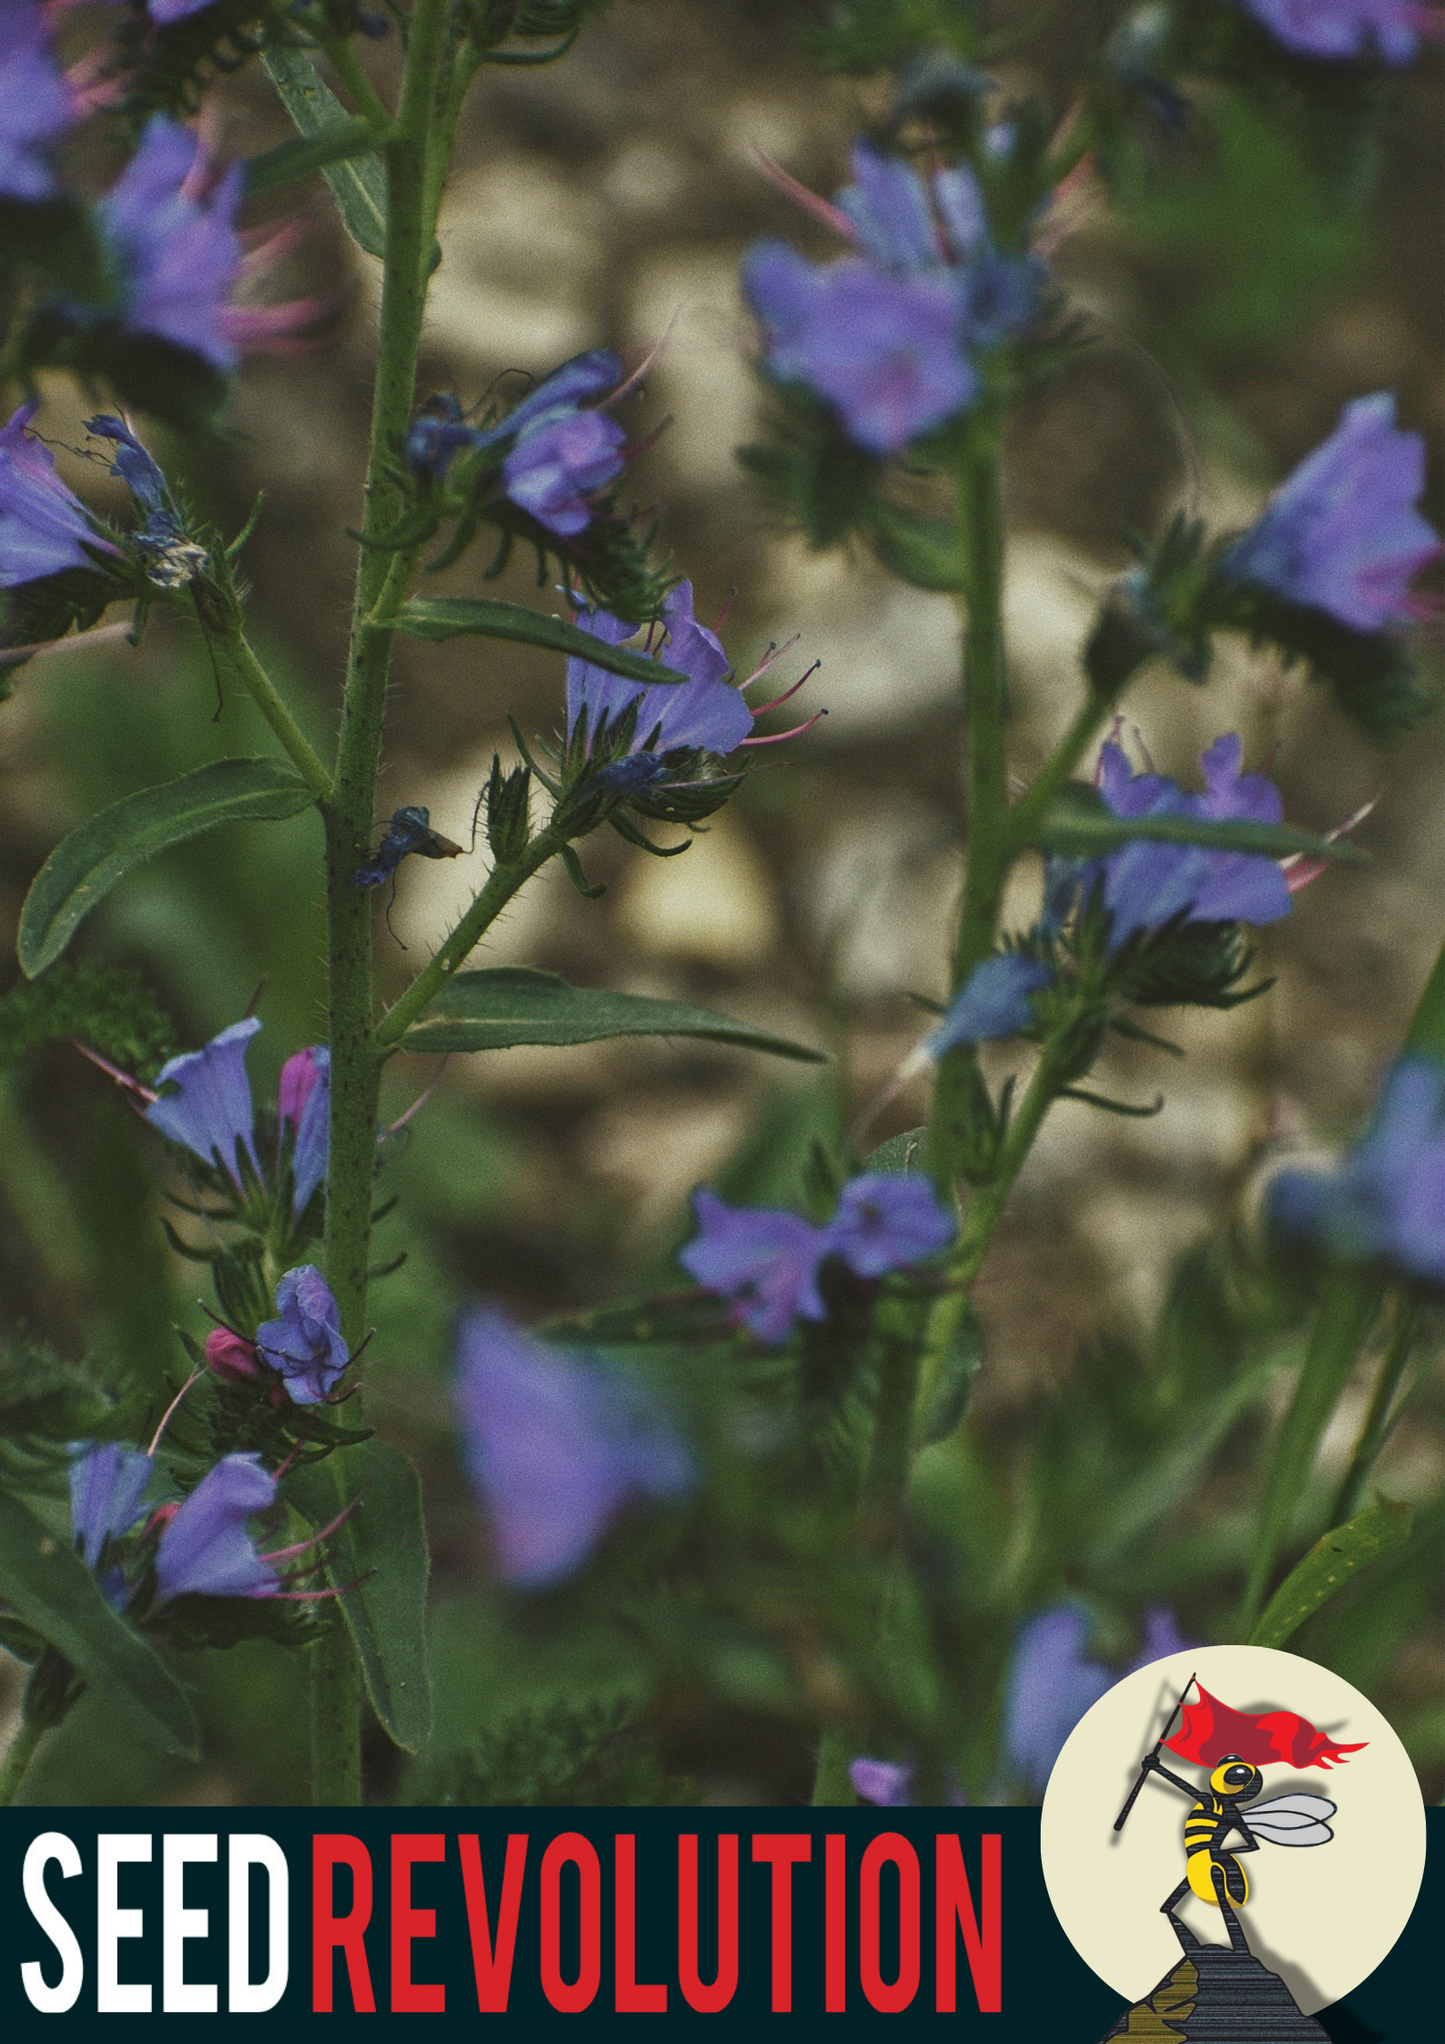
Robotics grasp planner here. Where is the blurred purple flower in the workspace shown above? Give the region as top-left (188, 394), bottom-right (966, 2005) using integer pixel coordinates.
top-left (824, 1172), bottom-right (954, 1278)
top-left (928, 954), bottom-right (1054, 1055)
top-left (0, 0), bottom-right (70, 201)
top-left (1090, 734), bottom-right (1293, 948)
top-left (680, 1189), bottom-right (830, 1343)
top-left (255, 1265), bottom-right (349, 1406)
top-left (502, 408), bottom-right (627, 538)
top-left (69, 1442), bottom-right (152, 1569)
top-left (851, 1756), bottom-right (967, 1807)
top-left (153, 1452), bottom-right (279, 1604)
top-left (406, 394), bottom-right (474, 476)
top-left (1004, 1603), bottom-right (1189, 1794)
top-left (144, 1016), bottom-right (261, 1186)
top-left (566, 581), bottom-right (756, 760)
top-left (1242, 0), bottom-right (1430, 63)
top-left (742, 141), bottom-right (1044, 455)
top-left (279, 1045), bottom-right (329, 1214)
top-left (98, 117), bottom-right (243, 372)
top-left (454, 1307), bottom-right (693, 1589)
top-left (0, 402), bottom-right (117, 588)
top-left (1224, 393), bottom-right (1442, 632)
top-left (145, 0), bottom-right (221, 21)
top-left (1270, 1053), bottom-right (1445, 1287)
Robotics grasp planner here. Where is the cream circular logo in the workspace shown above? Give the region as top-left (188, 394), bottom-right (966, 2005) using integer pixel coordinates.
top-left (1039, 1643), bottom-right (1425, 2026)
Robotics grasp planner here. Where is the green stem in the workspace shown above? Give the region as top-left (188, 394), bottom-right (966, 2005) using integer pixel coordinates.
top-left (0, 1713), bottom-right (44, 1806)
top-left (375, 826), bottom-right (565, 1049)
top-left (315, 0), bottom-right (453, 1808)
top-left (323, 35), bottom-right (393, 132)
top-left (1331, 1295), bottom-right (1419, 1528)
top-left (811, 1730), bottom-right (857, 1807)
top-left (1005, 689), bottom-right (1115, 857)
top-left (222, 633), bottom-right (333, 800)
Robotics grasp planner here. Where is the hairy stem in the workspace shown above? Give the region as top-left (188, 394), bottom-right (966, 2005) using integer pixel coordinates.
top-left (222, 632), bottom-right (333, 800)
top-left (0, 1713), bottom-right (44, 1806)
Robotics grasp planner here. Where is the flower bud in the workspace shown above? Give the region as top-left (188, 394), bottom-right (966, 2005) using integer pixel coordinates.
top-left (204, 1325), bottom-right (262, 1385)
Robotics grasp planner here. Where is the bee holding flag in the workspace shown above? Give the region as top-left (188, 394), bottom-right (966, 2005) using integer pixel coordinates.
top-left (1115, 1676), bottom-right (1366, 1957)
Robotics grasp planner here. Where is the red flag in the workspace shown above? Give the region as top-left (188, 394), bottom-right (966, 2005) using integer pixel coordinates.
top-left (1163, 1682), bottom-right (1368, 1771)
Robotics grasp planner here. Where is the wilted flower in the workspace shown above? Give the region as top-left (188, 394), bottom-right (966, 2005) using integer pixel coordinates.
top-left (1082, 734), bottom-right (1293, 950)
top-left (0, 402), bottom-right (117, 589)
top-left (85, 412), bottom-right (210, 587)
top-left (1243, 0), bottom-right (1430, 63)
top-left (454, 1307), bottom-right (693, 1588)
top-left (255, 1265), bottom-right (350, 1406)
top-left (850, 1756), bottom-right (967, 1807)
top-left (96, 117), bottom-right (244, 373)
top-left (742, 141), bottom-right (1044, 455)
top-left (928, 954), bottom-right (1054, 1055)
top-left (1224, 394), bottom-right (1442, 633)
top-left (1004, 1605), bottom-right (1188, 1795)
top-left (680, 1171), bottom-right (954, 1343)
top-left (1270, 1054), bottom-right (1445, 1288)
top-left (144, 1016), bottom-right (262, 1187)
top-left (0, 0), bottom-right (70, 202)
top-left (153, 1452), bottom-right (279, 1604)
top-left (278, 1046), bottom-right (329, 1214)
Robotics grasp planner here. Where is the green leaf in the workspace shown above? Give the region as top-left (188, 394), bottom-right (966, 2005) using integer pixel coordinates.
top-left (867, 505), bottom-right (966, 591)
top-left (1249, 1501), bottom-right (1415, 1650)
top-left (393, 598), bottom-right (689, 686)
top-left (19, 758), bottom-right (315, 978)
top-left (1030, 782), bottom-right (1365, 864)
top-left (400, 966), bottom-right (826, 1062)
top-left (289, 1442), bottom-right (432, 1755)
top-left (244, 118), bottom-right (381, 201)
top-left (865, 1127), bottom-right (927, 1175)
top-left (262, 47), bottom-right (387, 259)
top-left (918, 1306), bottom-right (983, 1446)
top-left (0, 1488), bottom-right (199, 1755)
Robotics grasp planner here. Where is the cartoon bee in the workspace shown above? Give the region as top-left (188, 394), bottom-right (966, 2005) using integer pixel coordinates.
top-left (1139, 1750), bottom-right (1337, 1952)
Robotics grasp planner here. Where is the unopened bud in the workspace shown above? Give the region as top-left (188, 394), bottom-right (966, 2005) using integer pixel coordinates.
top-left (204, 1326), bottom-right (262, 1385)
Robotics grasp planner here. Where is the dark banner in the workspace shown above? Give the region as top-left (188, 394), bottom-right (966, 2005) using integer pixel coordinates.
top-left (1, 1809), bottom-right (1437, 2032)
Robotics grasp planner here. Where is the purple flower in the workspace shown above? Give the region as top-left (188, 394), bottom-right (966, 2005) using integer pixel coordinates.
top-left (153, 1452), bottom-right (279, 1604)
top-left (255, 1265), bottom-right (349, 1406)
top-left (1270, 1054), bottom-right (1445, 1287)
top-left (566, 581), bottom-right (755, 761)
top-left (0, 0), bottom-right (70, 202)
top-left (823, 1172), bottom-right (954, 1278)
top-left (0, 402), bottom-right (117, 588)
top-left (1004, 1604), bottom-right (1188, 1794)
top-left (407, 394), bottom-right (474, 477)
top-left (680, 1189), bottom-right (830, 1343)
top-left (98, 118), bottom-right (243, 373)
top-left (146, 0), bottom-right (221, 22)
top-left (1242, 0), bottom-right (1427, 63)
top-left (502, 409), bottom-right (627, 538)
top-left (144, 1017), bottom-right (261, 1186)
top-left (928, 954), bottom-right (1053, 1054)
top-left (69, 1442), bottom-right (152, 1569)
top-left (84, 414), bottom-right (173, 532)
top-left (454, 1307), bottom-right (693, 1589)
top-left (742, 142), bottom-right (1043, 456)
top-left (850, 1757), bottom-right (967, 1807)
top-left (1089, 734), bottom-right (1293, 948)
top-left (1224, 394), bottom-right (1442, 632)
top-left (278, 1046), bottom-right (329, 1214)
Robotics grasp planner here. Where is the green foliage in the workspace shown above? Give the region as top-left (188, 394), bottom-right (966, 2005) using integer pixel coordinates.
top-left (394, 595), bottom-right (688, 684)
top-left (400, 966), bottom-right (827, 1062)
top-left (419, 1696), bottom-right (687, 1806)
top-left (121, 0), bottom-right (283, 122)
top-left (738, 389), bottom-right (885, 552)
top-left (0, 564), bottom-right (126, 686)
top-left (465, 0), bottom-right (615, 63)
top-left (0, 1339), bottom-right (112, 1469)
top-left (18, 756), bottom-right (317, 978)
top-left (243, 118), bottom-right (381, 202)
top-left (808, 0), bottom-right (984, 74)
top-left (261, 46), bottom-right (388, 259)
top-left (0, 963), bottom-right (174, 1082)
top-left (1030, 783), bottom-right (1362, 867)
top-left (1250, 1501), bottom-right (1415, 1650)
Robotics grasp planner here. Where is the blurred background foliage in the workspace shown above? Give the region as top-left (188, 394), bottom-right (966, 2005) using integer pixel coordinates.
top-left (0, 0), bottom-right (1441, 1803)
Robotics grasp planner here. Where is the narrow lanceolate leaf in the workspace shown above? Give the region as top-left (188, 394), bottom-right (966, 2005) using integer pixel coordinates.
top-left (1030, 784), bottom-right (1365, 865)
top-left (0, 1489), bottom-right (199, 1755)
top-left (866, 505), bottom-right (966, 591)
top-left (1249, 1501), bottom-right (1415, 1650)
top-left (289, 1442), bottom-right (432, 1755)
top-left (393, 597), bottom-right (689, 686)
top-left (262, 47), bottom-right (387, 259)
top-left (400, 967), bottom-right (826, 1062)
top-left (244, 119), bottom-right (381, 201)
top-left (18, 758), bottom-right (315, 978)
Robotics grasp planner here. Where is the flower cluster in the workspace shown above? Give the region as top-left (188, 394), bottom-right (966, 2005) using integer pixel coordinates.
top-left (1243, 0), bottom-right (1432, 64)
top-left (680, 1171), bottom-right (955, 1343)
top-left (0, 0), bottom-right (70, 203)
top-left (742, 142), bottom-right (1045, 456)
top-left (453, 1308), bottom-right (693, 1588)
top-left (1270, 1054), bottom-right (1445, 1288)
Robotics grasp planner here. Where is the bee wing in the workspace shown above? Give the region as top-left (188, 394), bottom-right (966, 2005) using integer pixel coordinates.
top-left (1247, 1794), bottom-right (1336, 1846)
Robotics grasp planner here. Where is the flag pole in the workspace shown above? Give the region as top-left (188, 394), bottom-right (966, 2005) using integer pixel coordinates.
top-left (1114, 1671), bottom-right (1196, 1833)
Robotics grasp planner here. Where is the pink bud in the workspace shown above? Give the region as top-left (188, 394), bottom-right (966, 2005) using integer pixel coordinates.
top-left (204, 1326), bottom-right (262, 1385)
top-left (277, 1046), bottom-right (324, 1129)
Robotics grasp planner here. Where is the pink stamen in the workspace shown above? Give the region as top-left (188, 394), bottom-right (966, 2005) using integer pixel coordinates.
top-left (1280, 797), bottom-right (1377, 894)
top-left (738, 709), bottom-right (826, 746)
top-left (238, 213), bottom-right (313, 280)
top-left (740, 633), bottom-right (801, 687)
top-left (384, 1064), bottom-right (448, 1139)
top-left (605, 310), bottom-right (678, 409)
top-left (752, 148), bottom-right (856, 241)
top-left (5, 620), bottom-right (133, 664)
top-left (749, 660), bottom-right (819, 719)
top-left (147, 1370), bottom-right (203, 1457)
top-left (261, 1492), bottom-right (361, 1565)
top-left (73, 1040), bottom-right (158, 1105)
